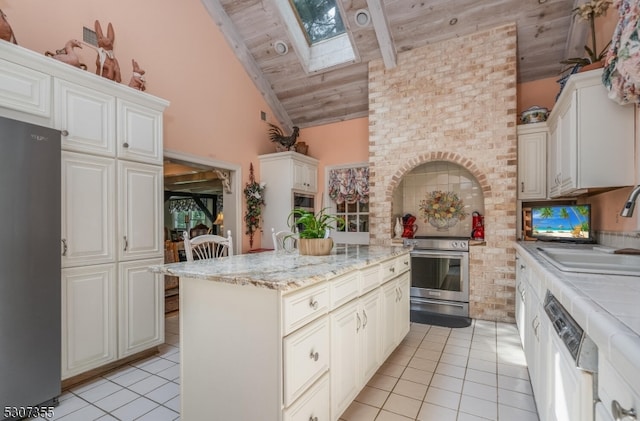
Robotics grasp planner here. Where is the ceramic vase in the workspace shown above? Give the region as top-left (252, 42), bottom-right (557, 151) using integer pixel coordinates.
top-left (394, 217), bottom-right (403, 239)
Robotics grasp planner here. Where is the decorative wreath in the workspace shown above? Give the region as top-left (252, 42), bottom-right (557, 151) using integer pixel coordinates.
top-left (244, 163), bottom-right (265, 248)
top-left (418, 190), bottom-right (467, 222)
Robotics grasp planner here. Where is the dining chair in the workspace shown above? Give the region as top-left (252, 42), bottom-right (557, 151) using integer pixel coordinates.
top-left (183, 230), bottom-right (233, 261)
top-left (271, 227), bottom-right (298, 252)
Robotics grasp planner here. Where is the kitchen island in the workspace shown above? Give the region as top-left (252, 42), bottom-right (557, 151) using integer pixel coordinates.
top-left (150, 244), bottom-right (411, 421)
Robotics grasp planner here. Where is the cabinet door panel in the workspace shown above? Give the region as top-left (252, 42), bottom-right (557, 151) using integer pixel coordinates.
top-left (62, 264), bottom-right (116, 379)
top-left (381, 280), bottom-right (398, 359)
top-left (55, 79), bottom-right (116, 155)
top-left (117, 99), bottom-right (163, 164)
top-left (361, 290), bottom-right (382, 382)
top-left (0, 58), bottom-right (51, 118)
top-left (396, 273), bottom-right (410, 342)
top-left (517, 129), bottom-right (547, 200)
top-left (330, 300), bottom-right (360, 419)
top-left (118, 259), bottom-right (164, 357)
top-left (62, 152), bottom-right (116, 267)
top-left (118, 161), bottom-right (163, 260)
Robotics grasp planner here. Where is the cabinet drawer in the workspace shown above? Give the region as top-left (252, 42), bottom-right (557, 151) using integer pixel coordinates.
top-left (380, 258), bottom-right (398, 283)
top-left (283, 282), bottom-right (328, 335)
top-left (395, 254), bottom-right (411, 275)
top-left (283, 316), bottom-right (329, 407)
top-left (284, 374), bottom-right (330, 421)
top-left (599, 357), bottom-right (640, 421)
top-left (330, 272), bottom-right (359, 310)
top-left (360, 264), bottom-right (380, 295)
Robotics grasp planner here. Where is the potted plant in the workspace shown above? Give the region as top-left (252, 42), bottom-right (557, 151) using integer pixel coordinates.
top-left (561, 0), bottom-right (612, 72)
top-left (287, 208), bottom-right (345, 255)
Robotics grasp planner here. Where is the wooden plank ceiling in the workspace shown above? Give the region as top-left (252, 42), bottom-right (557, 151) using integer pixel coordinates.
top-left (200, 0), bottom-right (587, 130)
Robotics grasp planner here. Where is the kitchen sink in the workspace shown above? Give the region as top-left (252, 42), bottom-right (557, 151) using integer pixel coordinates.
top-left (537, 247), bottom-right (640, 276)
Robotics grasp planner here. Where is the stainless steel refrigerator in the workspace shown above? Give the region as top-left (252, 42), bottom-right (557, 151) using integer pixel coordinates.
top-left (0, 116), bottom-right (61, 420)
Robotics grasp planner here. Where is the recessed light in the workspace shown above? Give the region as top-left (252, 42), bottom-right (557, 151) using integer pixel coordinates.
top-left (355, 9), bottom-right (370, 27)
top-left (274, 40), bottom-right (288, 55)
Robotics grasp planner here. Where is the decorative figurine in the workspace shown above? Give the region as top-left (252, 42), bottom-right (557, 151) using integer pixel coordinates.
top-left (94, 20), bottom-right (121, 82)
top-left (45, 39), bottom-right (87, 70)
top-left (0, 9), bottom-right (17, 44)
top-left (128, 59), bottom-right (146, 91)
top-left (267, 123), bottom-right (299, 151)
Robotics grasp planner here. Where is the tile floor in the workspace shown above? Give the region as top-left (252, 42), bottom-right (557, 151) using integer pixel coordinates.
top-left (36, 316), bottom-right (538, 421)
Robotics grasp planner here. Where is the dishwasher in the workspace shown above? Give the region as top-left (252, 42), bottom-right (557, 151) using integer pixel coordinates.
top-left (544, 291), bottom-right (598, 421)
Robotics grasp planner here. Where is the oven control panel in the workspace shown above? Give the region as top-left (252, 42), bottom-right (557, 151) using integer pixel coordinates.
top-left (403, 237), bottom-right (469, 251)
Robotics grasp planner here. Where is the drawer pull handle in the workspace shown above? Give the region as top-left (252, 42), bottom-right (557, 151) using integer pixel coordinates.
top-left (521, 181), bottom-right (524, 193)
top-left (362, 309), bottom-right (368, 328)
top-left (61, 238), bottom-right (68, 256)
top-left (309, 350), bottom-right (319, 362)
top-left (309, 298), bottom-right (318, 310)
top-left (612, 400), bottom-right (637, 420)
top-left (356, 312), bottom-right (361, 332)
top-left (123, 236), bottom-right (128, 252)
top-left (403, 260), bottom-right (409, 266)
top-left (309, 416), bottom-right (318, 421)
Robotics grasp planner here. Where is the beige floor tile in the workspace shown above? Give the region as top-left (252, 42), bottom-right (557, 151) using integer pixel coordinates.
top-left (429, 373), bottom-right (464, 393)
top-left (392, 379), bottom-right (428, 400)
top-left (435, 362), bottom-right (466, 379)
top-left (400, 366), bottom-right (434, 385)
top-left (375, 409), bottom-right (413, 420)
top-left (413, 347), bottom-right (442, 362)
top-left (462, 380), bottom-right (497, 402)
top-left (416, 402), bottom-right (458, 421)
top-left (341, 401), bottom-right (379, 421)
top-left (382, 393), bottom-right (422, 419)
top-left (377, 362), bottom-right (406, 378)
top-left (368, 373), bottom-right (399, 391)
top-left (465, 368), bottom-right (497, 387)
top-left (424, 387), bottom-right (461, 410)
top-left (459, 395), bottom-right (498, 420)
top-left (467, 357), bottom-right (497, 374)
top-left (355, 386), bottom-right (390, 408)
top-left (439, 352), bottom-right (468, 367)
top-left (408, 356), bottom-right (438, 372)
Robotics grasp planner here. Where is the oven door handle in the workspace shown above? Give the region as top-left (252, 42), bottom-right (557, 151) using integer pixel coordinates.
top-left (410, 250), bottom-right (468, 259)
top-left (411, 297), bottom-right (466, 308)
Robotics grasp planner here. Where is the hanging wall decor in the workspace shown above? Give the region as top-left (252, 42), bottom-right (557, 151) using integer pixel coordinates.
top-left (243, 163), bottom-right (266, 248)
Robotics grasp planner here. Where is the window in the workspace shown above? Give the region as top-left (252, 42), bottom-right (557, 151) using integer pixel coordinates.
top-left (290, 0), bottom-right (346, 44)
top-left (326, 164), bottom-right (370, 244)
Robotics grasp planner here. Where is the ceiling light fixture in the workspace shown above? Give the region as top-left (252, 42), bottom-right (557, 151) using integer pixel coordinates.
top-left (274, 40), bottom-right (288, 55)
top-left (355, 9), bottom-right (370, 27)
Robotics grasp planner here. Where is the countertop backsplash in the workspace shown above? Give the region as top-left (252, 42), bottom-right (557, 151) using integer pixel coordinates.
top-left (596, 230), bottom-right (640, 249)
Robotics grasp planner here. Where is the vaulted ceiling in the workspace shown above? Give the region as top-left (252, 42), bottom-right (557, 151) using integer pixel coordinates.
top-left (201, 0), bottom-right (590, 131)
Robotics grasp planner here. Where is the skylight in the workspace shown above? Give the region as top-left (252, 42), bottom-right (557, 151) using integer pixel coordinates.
top-left (290, 0), bottom-right (346, 45)
top-left (274, 0), bottom-right (357, 73)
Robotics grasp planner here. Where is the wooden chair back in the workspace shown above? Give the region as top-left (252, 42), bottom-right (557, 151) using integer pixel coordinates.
top-left (183, 230), bottom-right (233, 261)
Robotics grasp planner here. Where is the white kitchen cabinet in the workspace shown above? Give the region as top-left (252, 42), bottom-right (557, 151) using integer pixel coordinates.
top-left (116, 99), bottom-right (164, 165)
top-left (381, 271), bottom-right (410, 360)
top-left (118, 258), bottom-right (164, 357)
top-left (330, 288), bottom-right (382, 419)
top-left (547, 122), bottom-right (561, 198)
top-left (0, 57), bottom-right (51, 120)
top-left (61, 264), bottom-right (117, 378)
top-left (0, 42), bottom-right (169, 382)
top-left (517, 123), bottom-right (547, 200)
top-left (118, 161), bottom-right (163, 261)
top-left (546, 69), bottom-right (635, 198)
top-left (54, 79), bottom-right (116, 156)
top-left (259, 151), bottom-right (319, 248)
top-left (293, 159), bottom-right (317, 192)
top-left (598, 356), bottom-right (639, 421)
top-left (61, 152), bottom-right (116, 268)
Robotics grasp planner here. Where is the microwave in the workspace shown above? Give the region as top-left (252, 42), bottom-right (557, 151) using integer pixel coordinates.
top-left (293, 192), bottom-right (315, 212)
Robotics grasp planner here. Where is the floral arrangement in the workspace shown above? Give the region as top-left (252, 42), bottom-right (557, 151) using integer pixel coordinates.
top-left (562, 0), bottom-right (612, 69)
top-left (244, 163), bottom-right (265, 248)
top-left (419, 190), bottom-right (467, 223)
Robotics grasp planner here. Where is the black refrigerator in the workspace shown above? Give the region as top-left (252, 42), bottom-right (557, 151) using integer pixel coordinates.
top-left (0, 116), bottom-right (61, 420)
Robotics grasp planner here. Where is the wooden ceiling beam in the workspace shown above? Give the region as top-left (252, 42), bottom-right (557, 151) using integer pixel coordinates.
top-left (200, 0), bottom-right (294, 131)
top-left (366, 0), bottom-right (397, 69)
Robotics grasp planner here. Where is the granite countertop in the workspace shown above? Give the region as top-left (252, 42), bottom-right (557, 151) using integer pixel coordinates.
top-left (150, 244), bottom-right (410, 292)
top-left (514, 241), bottom-right (640, 393)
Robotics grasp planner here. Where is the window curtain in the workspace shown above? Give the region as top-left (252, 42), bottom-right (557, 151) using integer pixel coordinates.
top-left (603, 0), bottom-right (640, 104)
top-left (328, 167), bottom-right (369, 204)
top-left (168, 198), bottom-right (200, 213)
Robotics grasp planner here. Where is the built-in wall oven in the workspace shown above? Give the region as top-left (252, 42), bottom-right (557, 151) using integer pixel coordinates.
top-left (292, 191), bottom-right (315, 212)
top-left (404, 236), bottom-right (470, 319)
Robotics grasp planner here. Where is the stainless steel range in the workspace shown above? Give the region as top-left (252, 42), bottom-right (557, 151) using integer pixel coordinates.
top-left (403, 236), bottom-right (470, 322)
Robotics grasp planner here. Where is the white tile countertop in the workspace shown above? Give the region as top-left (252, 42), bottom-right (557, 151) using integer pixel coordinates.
top-left (150, 244), bottom-right (410, 292)
top-left (514, 241), bottom-right (640, 395)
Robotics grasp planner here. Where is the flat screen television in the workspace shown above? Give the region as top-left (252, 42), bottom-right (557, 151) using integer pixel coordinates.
top-left (530, 204), bottom-right (594, 243)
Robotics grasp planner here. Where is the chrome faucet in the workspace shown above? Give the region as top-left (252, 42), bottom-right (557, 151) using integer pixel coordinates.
top-left (620, 185), bottom-right (640, 217)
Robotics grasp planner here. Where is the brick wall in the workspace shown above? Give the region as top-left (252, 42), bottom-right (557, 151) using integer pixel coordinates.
top-left (368, 24), bottom-right (518, 322)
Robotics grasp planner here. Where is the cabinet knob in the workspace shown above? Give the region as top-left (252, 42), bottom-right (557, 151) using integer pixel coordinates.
top-left (389, 266), bottom-right (395, 273)
top-left (123, 142), bottom-right (129, 148)
top-left (309, 298), bottom-right (318, 310)
top-left (308, 416), bottom-right (318, 421)
top-left (309, 350), bottom-right (319, 362)
top-left (612, 400), bottom-right (637, 420)
top-left (61, 129), bottom-right (69, 137)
